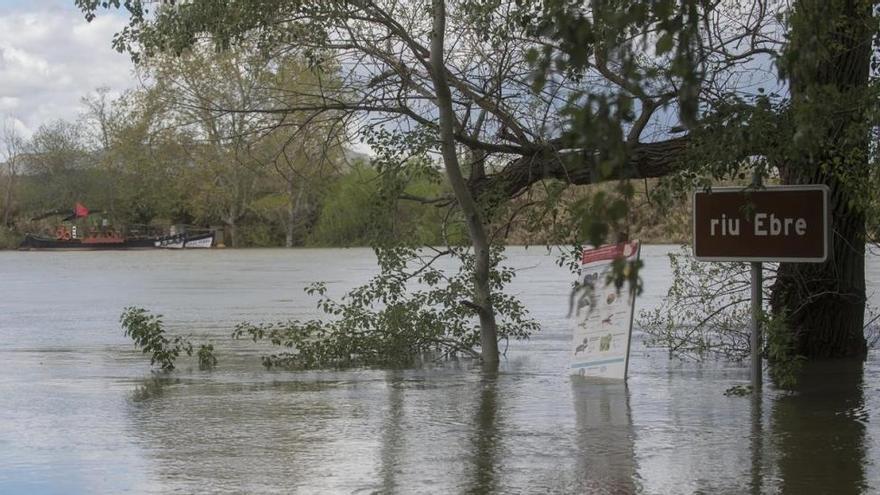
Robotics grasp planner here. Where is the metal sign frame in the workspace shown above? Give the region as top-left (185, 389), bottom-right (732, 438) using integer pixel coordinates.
top-left (691, 184), bottom-right (830, 263)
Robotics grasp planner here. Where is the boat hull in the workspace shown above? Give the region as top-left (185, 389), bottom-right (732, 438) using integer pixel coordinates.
top-left (183, 232), bottom-right (214, 248)
top-left (20, 231), bottom-right (215, 250)
top-left (19, 234), bottom-right (156, 250)
top-left (153, 232), bottom-right (214, 249)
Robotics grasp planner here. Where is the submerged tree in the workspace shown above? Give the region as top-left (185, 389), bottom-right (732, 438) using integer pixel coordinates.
top-left (79, 0), bottom-right (880, 364)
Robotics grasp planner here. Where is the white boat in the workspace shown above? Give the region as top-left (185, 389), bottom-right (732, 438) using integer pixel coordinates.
top-left (154, 231), bottom-right (215, 249)
top-left (182, 232), bottom-right (214, 248)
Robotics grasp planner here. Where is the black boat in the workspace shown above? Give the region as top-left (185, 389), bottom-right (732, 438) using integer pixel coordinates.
top-left (19, 233), bottom-right (156, 250)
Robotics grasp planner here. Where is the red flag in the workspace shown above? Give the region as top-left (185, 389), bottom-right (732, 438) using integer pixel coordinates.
top-left (74, 203), bottom-right (89, 218)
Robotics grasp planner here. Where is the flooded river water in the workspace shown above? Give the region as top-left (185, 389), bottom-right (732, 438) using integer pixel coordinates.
top-left (0, 246), bottom-right (878, 494)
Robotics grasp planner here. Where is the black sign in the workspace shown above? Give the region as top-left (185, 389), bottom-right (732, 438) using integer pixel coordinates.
top-left (692, 185), bottom-right (829, 262)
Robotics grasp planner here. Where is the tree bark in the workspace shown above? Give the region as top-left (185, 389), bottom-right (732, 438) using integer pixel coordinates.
top-left (430, 0), bottom-right (499, 366)
top-left (771, 180), bottom-right (868, 358)
top-left (473, 136), bottom-right (690, 200)
top-left (770, 0), bottom-right (872, 358)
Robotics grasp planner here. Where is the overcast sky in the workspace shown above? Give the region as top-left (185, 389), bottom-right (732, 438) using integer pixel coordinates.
top-left (0, 0), bottom-right (134, 140)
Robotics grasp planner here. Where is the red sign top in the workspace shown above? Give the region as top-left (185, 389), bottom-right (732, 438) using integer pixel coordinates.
top-left (582, 240), bottom-right (640, 265)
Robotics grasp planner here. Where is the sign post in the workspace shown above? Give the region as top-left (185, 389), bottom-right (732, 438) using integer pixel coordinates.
top-left (692, 184), bottom-right (829, 389)
top-left (749, 173), bottom-right (763, 389)
top-left (750, 260), bottom-right (762, 388)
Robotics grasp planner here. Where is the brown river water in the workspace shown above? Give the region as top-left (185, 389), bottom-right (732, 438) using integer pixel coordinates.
top-left (0, 246), bottom-right (878, 494)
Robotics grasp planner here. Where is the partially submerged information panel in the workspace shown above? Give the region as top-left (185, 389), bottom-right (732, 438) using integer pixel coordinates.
top-left (570, 240), bottom-right (640, 379)
top-left (692, 185), bottom-right (829, 262)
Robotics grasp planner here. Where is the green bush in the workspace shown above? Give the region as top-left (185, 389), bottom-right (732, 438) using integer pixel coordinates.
top-left (308, 165), bottom-right (446, 247)
top-left (308, 168), bottom-right (380, 246)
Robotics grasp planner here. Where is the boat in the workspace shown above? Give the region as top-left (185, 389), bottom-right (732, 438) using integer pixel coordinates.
top-left (153, 231), bottom-right (216, 249)
top-left (19, 203), bottom-right (215, 250)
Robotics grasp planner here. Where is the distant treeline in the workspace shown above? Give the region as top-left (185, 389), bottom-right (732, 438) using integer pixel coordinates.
top-left (0, 138), bottom-right (689, 249)
top-left (0, 149), bottom-right (453, 249)
top-left (0, 118), bottom-right (690, 249)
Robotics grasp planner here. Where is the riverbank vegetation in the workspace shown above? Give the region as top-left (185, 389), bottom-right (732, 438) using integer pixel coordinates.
top-left (0, 106), bottom-right (689, 250)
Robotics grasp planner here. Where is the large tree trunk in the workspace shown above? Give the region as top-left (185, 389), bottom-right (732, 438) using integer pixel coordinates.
top-left (771, 182), bottom-right (867, 358)
top-left (430, 0), bottom-right (499, 365)
top-left (770, 0), bottom-right (872, 358)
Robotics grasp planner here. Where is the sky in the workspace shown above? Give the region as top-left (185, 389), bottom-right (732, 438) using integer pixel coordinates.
top-left (0, 0), bottom-right (381, 158)
top-left (0, 0), bottom-right (135, 140)
top-left (0, 1), bottom-right (783, 158)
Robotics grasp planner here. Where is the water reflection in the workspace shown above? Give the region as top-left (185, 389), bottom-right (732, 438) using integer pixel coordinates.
top-left (749, 393), bottom-right (765, 494)
top-left (464, 371), bottom-right (501, 494)
top-left (118, 360), bottom-right (876, 494)
top-left (130, 376), bottom-right (180, 403)
top-left (124, 375), bottom-right (363, 493)
top-left (120, 370), bottom-right (636, 493)
top-left (379, 372), bottom-right (405, 493)
top-left (571, 377), bottom-right (638, 493)
top-left (122, 371), bottom-right (642, 494)
top-left (772, 360), bottom-right (869, 494)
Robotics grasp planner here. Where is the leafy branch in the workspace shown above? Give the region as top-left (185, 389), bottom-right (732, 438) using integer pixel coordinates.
top-left (120, 307), bottom-right (216, 371)
top-left (232, 244), bottom-right (539, 369)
